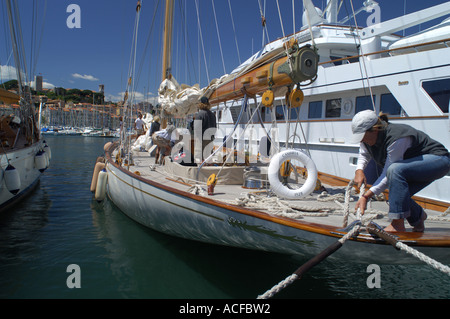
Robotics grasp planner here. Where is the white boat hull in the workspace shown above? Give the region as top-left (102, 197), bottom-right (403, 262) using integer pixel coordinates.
top-left (105, 159), bottom-right (450, 264)
top-left (0, 141), bottom-right (47, 212)
top-left (103, 1), bottom-right (450, 266)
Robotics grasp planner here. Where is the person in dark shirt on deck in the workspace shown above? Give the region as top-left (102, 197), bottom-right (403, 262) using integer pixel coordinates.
top-left (351, 110), bottom-right (450, 232)
top-left (149, 115), bottom-right (160, 136)
top-left (193, 96), bottom-right (217, 161)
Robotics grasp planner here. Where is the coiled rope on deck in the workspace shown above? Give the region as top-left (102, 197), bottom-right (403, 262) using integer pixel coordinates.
top-left (226, 180), bottom-right (385, 224)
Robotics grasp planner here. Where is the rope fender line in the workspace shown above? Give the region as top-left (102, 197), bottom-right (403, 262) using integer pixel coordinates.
top-left (257, 218), bottom-right (450, 299)
top-left (257, 222), bottom-right (362, 299)
top-left (367, 222), bottom-right (450, 276)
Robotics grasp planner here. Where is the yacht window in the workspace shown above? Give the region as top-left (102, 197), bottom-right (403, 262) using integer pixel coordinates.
top-left (330, 56), bottom-right (343, 66)
top-left (260, 107), bottom-right (266, 122)
top-left (380, 93), bottom-right (402, 115)
top-left (230, 105), bottom-right (240, 122)
top-left (325, 98), bottom-right (341, 118)
top-left (355, 95), bottom-right (376, 114)
top-left (275, 104), bottom-right (285, 121)
top-left (289, 107), bottom-right (299, 120)
top-left (422, 78), bottom-right (450, 113)
top-left (308, 101), bottom-right (322, 118)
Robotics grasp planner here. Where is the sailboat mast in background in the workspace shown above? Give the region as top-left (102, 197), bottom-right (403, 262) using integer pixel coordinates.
top-left (162, 0), bottom-right (174, 81)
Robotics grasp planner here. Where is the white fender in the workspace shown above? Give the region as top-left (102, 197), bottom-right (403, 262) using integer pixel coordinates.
top-left (34, 150), bottom-right (47, 172)
top-left (268, 149), bottom-right (317, 199)
top-left (4, 164), bottom-right (21, 195)
top-left (94, 169), bottom-right (108, 201)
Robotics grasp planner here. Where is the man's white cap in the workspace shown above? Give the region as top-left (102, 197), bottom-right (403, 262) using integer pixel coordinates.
top-left (350, 110), bottom-right (378, 143)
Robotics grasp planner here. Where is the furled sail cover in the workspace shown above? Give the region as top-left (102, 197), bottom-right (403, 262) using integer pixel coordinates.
top-left (158, 77), bottom-right (202, 116)
top-left (158, 75), bottom-right (229, 116)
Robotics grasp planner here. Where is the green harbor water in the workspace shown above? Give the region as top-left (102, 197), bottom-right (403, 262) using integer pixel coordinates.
top-left (1, 135), bottom-right (449, 300)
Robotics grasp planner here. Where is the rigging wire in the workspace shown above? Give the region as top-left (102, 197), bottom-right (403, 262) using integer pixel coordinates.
top-left (211, 0), bottom-right (227, 75)
top-left (5, 0), bottom-right (42, 140)
top-left (32, 0), bottom-right (48, 77)
top-left (348, 0), bottom-right (376, 111)
top-left (29, 0), bottom-right (36, 82)
top-left (6, 0), bottom-right (25, 94)
top-left (119, 0), bottom-right (142, 164)
top-left (257, 0), bottom-right (270, 47)
top-left (134, 0), bottom-right (161, 96)
top-left (194, 0), bottom-right (210, 84)
top-left (275, 0), bottom-right (286, 39)
top-left (177, 0), bottom-right (198, 85)
top-left (228, 0), bottom-right (241, 65)
top-left (12, 0), bottom-right (30, 87)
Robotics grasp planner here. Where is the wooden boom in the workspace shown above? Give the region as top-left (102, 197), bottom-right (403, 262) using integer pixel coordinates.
top-left (208, 44), bottom-right (319, 106)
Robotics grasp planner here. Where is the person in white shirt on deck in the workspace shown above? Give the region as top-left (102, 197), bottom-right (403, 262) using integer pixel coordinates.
top-left (152, 123), bottom-right (176, 164)
top-left (134, 112), bottom-right (145, 137)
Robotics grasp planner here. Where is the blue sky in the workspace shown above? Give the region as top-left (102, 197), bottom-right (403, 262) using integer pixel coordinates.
top-left (1, 0), bottom-right (449, 104)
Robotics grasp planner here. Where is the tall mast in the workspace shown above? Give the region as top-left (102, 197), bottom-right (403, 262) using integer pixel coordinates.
top-left (162, 0), bottom-right (174, 81)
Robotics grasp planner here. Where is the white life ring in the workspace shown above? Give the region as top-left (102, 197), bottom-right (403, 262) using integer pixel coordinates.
top-left (342, 98), bottom-right (353, 115)
top-left (268, 149), bottom-right (317, 199)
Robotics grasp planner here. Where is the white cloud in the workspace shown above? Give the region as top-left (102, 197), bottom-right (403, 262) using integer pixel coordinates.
top-left (106, 91), bottom-right (158, 104)
top-left (43, 82), bottom-right (55, 89)
top-left (72, 73), bottom-right (99, 81)
top-left (0, 65), bottom-right (25, 81)
top-left (1, 65), bottom-right (55, 89)
top-left (29, 80), bottom-right (55, 90)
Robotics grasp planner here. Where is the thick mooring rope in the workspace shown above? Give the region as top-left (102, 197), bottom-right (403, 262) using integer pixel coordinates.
top-left (257, 223), bottom-right (362, 299)
top-left (256, 181), bottom-right (450, 299)
top-left (396, 242), bottom-right (450, 274)
top-left (367, 224), bottom-right (450, 276)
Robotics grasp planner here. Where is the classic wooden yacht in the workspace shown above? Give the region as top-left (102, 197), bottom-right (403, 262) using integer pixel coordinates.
top-left (92, 0), bottom-right (450, 267)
